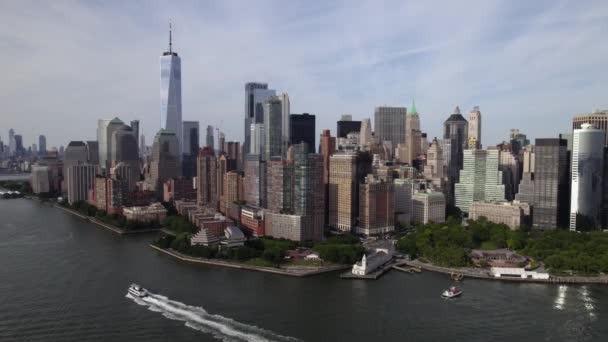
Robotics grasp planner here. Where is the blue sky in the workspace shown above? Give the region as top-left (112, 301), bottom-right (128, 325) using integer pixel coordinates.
top-left (1, 0), bottom-right (607, 149)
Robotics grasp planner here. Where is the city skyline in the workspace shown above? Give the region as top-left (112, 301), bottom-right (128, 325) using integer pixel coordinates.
top-left (2, 1), bottom-right (608, 148)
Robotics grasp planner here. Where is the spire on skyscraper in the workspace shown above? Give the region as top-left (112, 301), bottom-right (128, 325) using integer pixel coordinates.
top-left (169, 20), bottom-right (173, 53)
top-left (409, 98), bottom-right (418, 116)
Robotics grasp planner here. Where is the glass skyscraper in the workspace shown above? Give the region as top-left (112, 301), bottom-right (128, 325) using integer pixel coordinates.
top-left (160, 25), bottom-right (182, 156)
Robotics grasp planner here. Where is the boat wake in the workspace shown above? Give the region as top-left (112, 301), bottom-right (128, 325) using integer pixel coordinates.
top-left (126, 291), bottom-right (299, 342)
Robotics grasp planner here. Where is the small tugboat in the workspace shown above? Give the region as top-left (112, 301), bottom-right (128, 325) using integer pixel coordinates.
top-left (128, 283), bottom-right (148, 298)
top-left (441, 286), bottom-right (462, 299)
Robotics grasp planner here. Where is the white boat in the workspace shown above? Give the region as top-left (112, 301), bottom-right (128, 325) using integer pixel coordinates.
top-left (128, 283), bottom-right (148, 298)
top-left (441, 286), bottom-right (462, 299)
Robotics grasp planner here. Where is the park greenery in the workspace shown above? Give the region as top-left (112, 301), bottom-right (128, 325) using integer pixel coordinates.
top-left (153, 232), bottom-right (364, 268)
top-left (0, 180), bottom-right (32, 194)
top-left (60, 200), bottom-right (161, 231)
top-left (396, 217), bottom-right (608, 275)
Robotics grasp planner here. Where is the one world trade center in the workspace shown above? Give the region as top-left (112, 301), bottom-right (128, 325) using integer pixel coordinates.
top-left (160, 22), bottom-right (183, 156)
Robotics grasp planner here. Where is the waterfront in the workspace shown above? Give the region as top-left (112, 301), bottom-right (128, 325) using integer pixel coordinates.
top-left (2, 198), bottom-right (608, 342)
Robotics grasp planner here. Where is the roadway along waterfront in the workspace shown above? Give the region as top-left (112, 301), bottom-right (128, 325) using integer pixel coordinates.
top-left (2, 198), bottom-right (608, 341)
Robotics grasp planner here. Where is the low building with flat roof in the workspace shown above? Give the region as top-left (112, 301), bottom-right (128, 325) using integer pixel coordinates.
top-left (469, 200), bottom-right (531, 230)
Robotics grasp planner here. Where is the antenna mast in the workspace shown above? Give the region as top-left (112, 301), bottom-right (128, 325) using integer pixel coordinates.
top-left (169, 20), bottom-right (173, 53)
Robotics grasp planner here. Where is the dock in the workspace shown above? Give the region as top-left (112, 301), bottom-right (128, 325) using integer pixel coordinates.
top-left (392, 265), bottom-right (422, 274)
top-left (340, 260), bottom-right (410, 280)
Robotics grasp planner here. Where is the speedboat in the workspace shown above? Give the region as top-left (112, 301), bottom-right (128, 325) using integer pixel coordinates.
top-left (128, 283), bottom-right (148, 298)
top-left (441, 286), bottom-right (462, 299)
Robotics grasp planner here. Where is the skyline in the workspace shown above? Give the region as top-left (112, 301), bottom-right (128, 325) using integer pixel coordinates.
top-left (2, 1), bottom-right (608, 148)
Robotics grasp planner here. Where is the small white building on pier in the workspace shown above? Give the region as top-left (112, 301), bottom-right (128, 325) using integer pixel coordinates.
top-left (490, 267), bottom-right (549, 280)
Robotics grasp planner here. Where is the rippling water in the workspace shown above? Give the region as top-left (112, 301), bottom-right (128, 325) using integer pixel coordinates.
top-left (1, 198), bottom-right (607, 341)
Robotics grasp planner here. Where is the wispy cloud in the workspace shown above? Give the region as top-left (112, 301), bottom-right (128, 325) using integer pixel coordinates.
top-left (0, 0), bottom-right (606, 148)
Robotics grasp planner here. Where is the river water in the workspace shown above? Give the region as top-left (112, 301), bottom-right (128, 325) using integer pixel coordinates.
top-left (1, 198), bottom-right (607, 341)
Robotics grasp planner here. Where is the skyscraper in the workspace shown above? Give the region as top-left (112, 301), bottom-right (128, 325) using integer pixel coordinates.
top-left (468, 106), bottom-right (482, 149)
top-left (196, 146), bottom-right (217, 208)
top-left (8, 129), bottom-right (15, 156)
top-left (38, 135), bottom-right (47, 156)
top-left (182, 121), bottom-right (199, 178)
top-left (289, 113), bottom-right (316, 154)
top-left (569, 124), bottom-right (606, 231)
top-left (160, 23), bottom-right (183, 156)
top-left (454, 148), bottom-right (505, 213)
top-left (97, 118), bottom-right (127, 173)
top-left (66, 164), bottom-right (97, 204)
top-left (404, 100), bottom-right (421, 164)
top-left (336, 115), bottom-right (362, 138)
top-left (86, 141), bottom-right (99, 165)
top-left (359, 118), bottom-right (372, 147)
top-left (111, 128), bottom-right (139, 190)
top-left (149, 129), bottom-right (181, 194)
top-left (358, 175), bottom-right (395, 236)
top-left (532, 138), bottom-right (569, 229)
top-left (423, 137), bottom-right (447, 191)
top-left (264, 96), bottom-right (283, 161)
top-left (320, 129), bottom-right (336, 225)
top-left (206, 125), bottom-right (214, 149)
top-left (374, 106), bottom-right (407, 149)
top-left (250, 123), bottom-right (265, 156)
top-left (293, 143), bottom-right (325, 241)
top-left (130, 120), bottom-right (140, 149)
top-left (14, 135), bottom-right (23, 157)
top-left (277, 93), bottom-right (290, 154)
top-left (63, 141), bottom-right (89, 193)
top-left (443, 106), bottom-right (468, 204)
top-left (267, 158), bottom-right (294, 214)
top-left (329, 153), bottom-right (358, 232)
top-left (244, 82), bottom-right (275, 155)
top-left (572, 109), bottom-right (608, 145)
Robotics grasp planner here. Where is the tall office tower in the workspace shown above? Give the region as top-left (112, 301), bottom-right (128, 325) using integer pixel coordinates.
top-left (14, 135), bottom-right (23, 156)
top-left (38, 135), bottom-right (47, 156)
top-left (293, 143), bottom-right (325, 241)
top-left (86, 141), bottom-right (99, 165)
top-left (160, 23), bottom-right (183, 156)
top-left (277, 93), bottom-right (290, 154)
top-left (328, 153), bottom-right (358, 231)
top-left (226, 141), bottom-right (240, 160)
top-left (217, 155), bottom-right (227, 203)
top-left (454, 148), bottom-right (505, 213)
top-left (66, 163), bottom-right (97, 204)
top-left (218, 132), bottom-right (225, 155)
top-left (111, 128), bottom-right (139, 190)
top-left (149, 129), bottom-right (181, 194)
top-left (267, 158), bottom-right (294, 214)
top-left (569, 124), bottom-right (606, 231)
top-left (97, 118), bottom-right (127, 173)
top-left (374, 106), bottom-right (407, 149)
top-left (140, 135), bottom-right (146, 156)
top-left (182, 121), bottom-right (199, 178)
top-left (320, 129), bottom-right (336, 225)
top-left (358, 175), bottom-right (395, 236)
top-left (264, 96), bottom-right (283, 161)
top-left (443, 106), bottom-right (468, 204)
top-left (467, 106), bottom-right (482, 149)
top-left (63, 141), bottom-right (90, 192)
top-left (521, 147), bottom-right (535, 173)
top-left (111, 162), bottom-right (134, 193)
top-left (205, 125), bottom-right (214, 149)
top-left (359, 118), bottom-right (372, 147)
top-left (221, 171), bottom-right (243, 214)
top-left (532, 138), bottom-right (569, 229)
top-left (250, 123), bottom-right (265, 156)
top-left (496, 148), bottom-right (520, 201)
top-left (404, 101), bottom-right (422, 164)
top-left (196, 146), bottom-right (217, 208)
top-left (572, 109), bottom-right (608, 145)
top-left (8, 129), bottom-right (15, 156)
top-left (31, 165), bottom-right (51, 194)
top-left (244, 154), bottom-right (263, 206)
top-left (130, 120), bottom-right (140, 149)
top-left (336, 115), bottom-right (362, 138)
top-left (244, 82), bottom-right (276, 155)
top-left (423, 137), bottom-right (447, 191)
top-left (510, 129), bottom-right (530, 155)
top-left (289, 113), bottom-right (316, 154)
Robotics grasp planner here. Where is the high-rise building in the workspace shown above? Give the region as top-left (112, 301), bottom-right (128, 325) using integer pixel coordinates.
top-left (293, 143), bottom-right (324, 241)
top-left (196, 146), bottom-right (217, 208)
top-left (495, 147), bottom-right (520, 201)
top-left (277, 93), bottom-right (290, 154)
top-left (38, 135), bottom-right (47, 156)
top-left (569, 124), bottom-right (606, 231)
top-left (160, 23), bottom-right (183, 156)
top-left (423, 137), bottom-right (447, 191)
top-left (97, 118), bottom-right (127, 173)
top-left (320, 129), bottom-right (336, 225)
top-left (206, 125), bottom-right (214, 149)
top-left (244, 82), bottom-right (276, 155)
top-left (572, 109), bottom-right (608, 145)
top-left (216, 155), bottom-right (228, 203)
top-left (289, 113), bottom-right (315, 154)
top-left (532, 138), bottom-right (569, 229)
top-left (468, 106), bottom-right (482, 149)
top-left (218, 132), bottom-right (225, 155)
top-left (455, 148), bottom-right (505, 213)
top-left (328, 153), bottom-right (358, 231)
top-left (243, 154), bottom-right (264, 207)
top-left (267, 158), bottom-right (294, 214)
top-left (8, 129), bottom-right (15, 156)
top-left (182, 121), bottom-right (200, 178)
top-left (221, 171), bottom-right (243, 214)
top-left (14, 135), bottom-right (23, 156)
top-left (510, 129), bottom-right (530, 155)
top-left (85, 141), bottom-right (99, 165)
top-left (250, 123), bottom-right (265, 156)
top-left (149, 129), bottom-right (181, 194)
top-left (374, 106), bottom-right (407, 149)
top-left (31, 165), bottom-right (51, 194)
top-left (66, 163), bottom-right (97, 204)
top-left (443, 106), bottom-right (468, 203)
top-left (130, 120), bottom-right (140, 149)
top-left (358, 175), bottom-right (395, 236)
top-left (412, 190), bottom-right (446, 224)
top-left (336, 115), bottom-right (362, 138)
top-left (359, 118), bottom-right (372, 148)
top-left (111, 128), bottom-right (139, 190)
top-left (404, 100), bottom-right (421, 164)
top-left (63, 141), bottom-right (90, 193)
top-left (264, 96), bottom-right (283, 161)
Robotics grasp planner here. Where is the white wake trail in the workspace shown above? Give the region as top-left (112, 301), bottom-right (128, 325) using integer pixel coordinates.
top-left (126, 292), bottom-right (299, 342)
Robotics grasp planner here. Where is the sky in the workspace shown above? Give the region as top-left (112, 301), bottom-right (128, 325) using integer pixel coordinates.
top-left (1, 0), bottom-right (607, 149)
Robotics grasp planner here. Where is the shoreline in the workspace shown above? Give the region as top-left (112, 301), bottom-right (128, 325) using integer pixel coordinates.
top-left (53, 204), bottom-right (160, 235)
top-left (150, 244), bottom-right (351, 277)
top-left (403, 259), bottom-right (608, 285)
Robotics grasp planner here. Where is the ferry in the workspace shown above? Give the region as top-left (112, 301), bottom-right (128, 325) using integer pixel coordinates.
top-left (441, 286), bottom-right (462, 299)
top-left (128, 283), bottom-right (148, 298)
